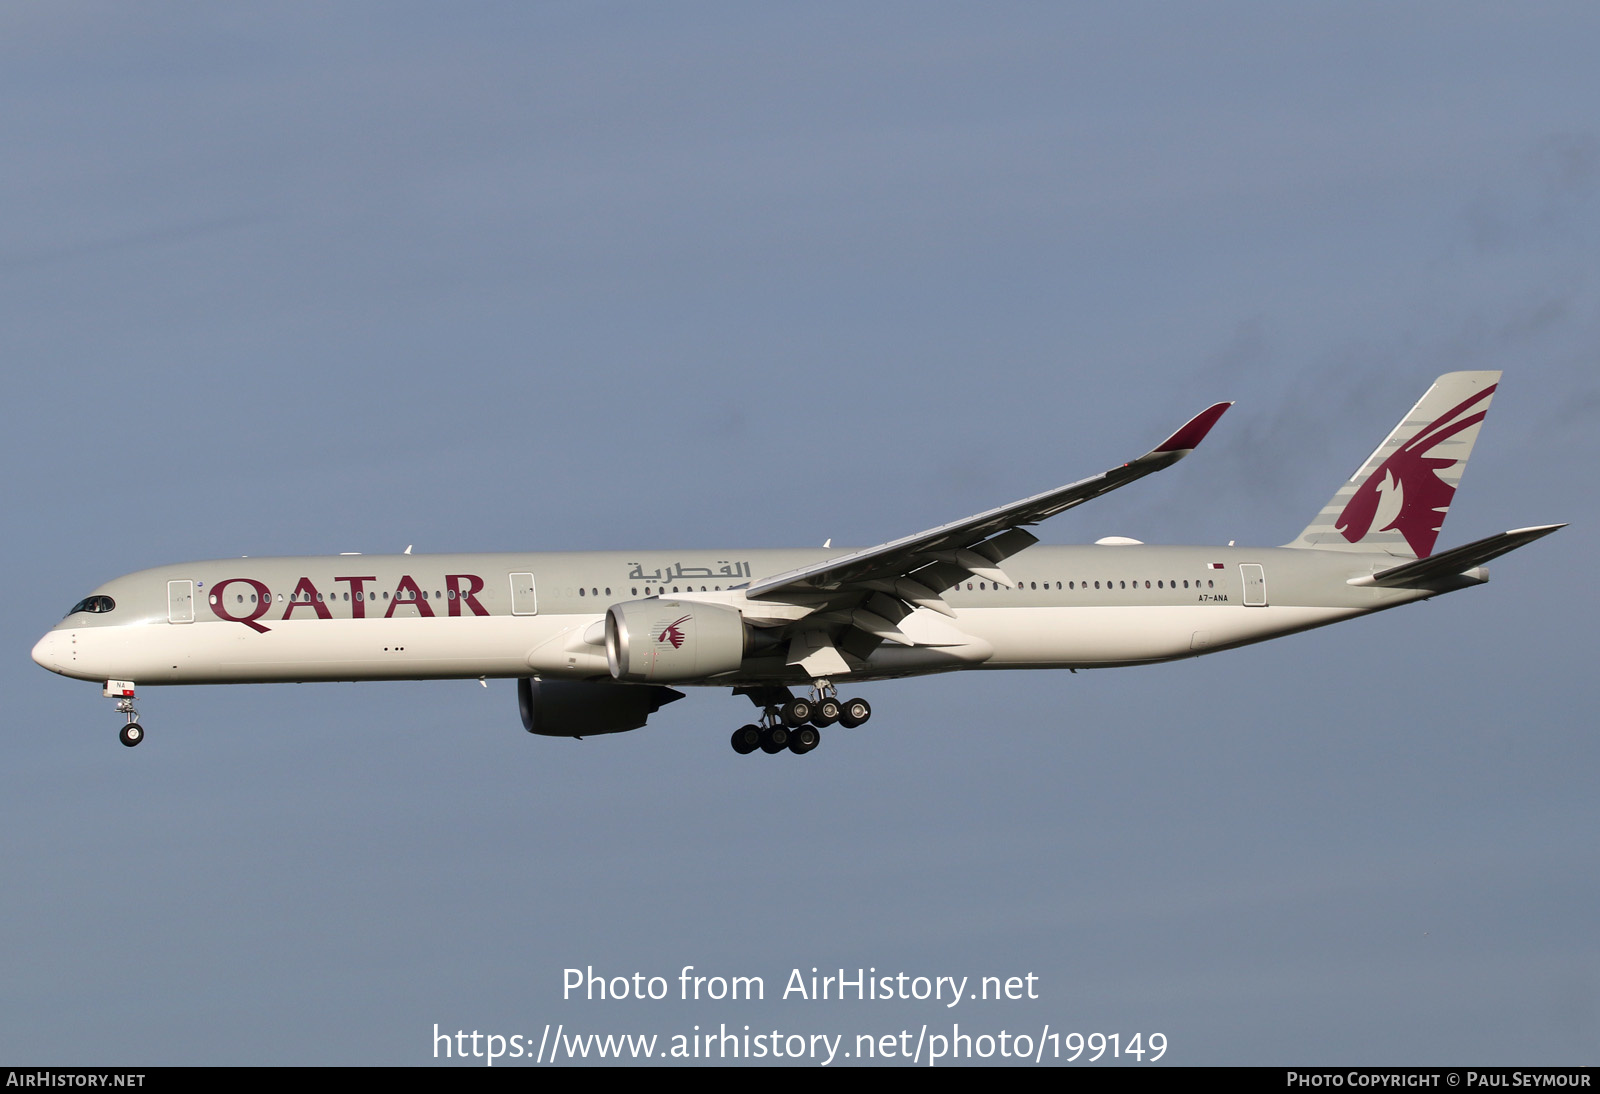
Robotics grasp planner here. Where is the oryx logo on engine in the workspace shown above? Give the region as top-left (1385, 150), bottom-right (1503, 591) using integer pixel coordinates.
top-left (656, 614), bottom-right (691, 649)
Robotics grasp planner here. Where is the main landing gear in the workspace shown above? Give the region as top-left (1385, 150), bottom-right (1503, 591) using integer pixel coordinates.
top-left (105, 680), bottom-right (144, 747)
top-left (728, 682), bottom-right (871, 756)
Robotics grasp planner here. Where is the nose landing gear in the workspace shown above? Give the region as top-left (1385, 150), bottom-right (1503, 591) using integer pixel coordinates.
top-left (105, 680), bottom-right (144, 748)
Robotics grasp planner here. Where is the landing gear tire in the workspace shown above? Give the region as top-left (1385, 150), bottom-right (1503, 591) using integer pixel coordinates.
top-left (731, 725), bottom-right (762, 755)
top-left (837, 698), bottom-right (872, 729)
top-left (780, 698), bottom-right (813, 728)
top-left (119, 722), bottom-right (144, 748)
top-left (759, 724), bottom-right (790, 754)
top-left (788, 726), bottom-right (821, 755)
top-left (813, 697), bottom-right (841, 727)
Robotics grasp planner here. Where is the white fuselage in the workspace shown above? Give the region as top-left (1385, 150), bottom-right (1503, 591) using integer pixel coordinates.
top-left (32, 544), bottom-right (1424, 690)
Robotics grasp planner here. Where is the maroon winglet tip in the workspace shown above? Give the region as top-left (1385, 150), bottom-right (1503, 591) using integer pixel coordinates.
top-left (1154, 401), bottom-right (1232, 453)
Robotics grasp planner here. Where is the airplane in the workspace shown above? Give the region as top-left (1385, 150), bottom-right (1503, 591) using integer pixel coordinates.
top-left (32, 370), bottom-right (1561, 754)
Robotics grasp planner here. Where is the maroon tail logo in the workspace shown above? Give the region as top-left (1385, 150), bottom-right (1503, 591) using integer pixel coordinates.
top-left (1336, 385), bottom-right (1495, 557)
top-left (657, 614), bottom-right (691, 649)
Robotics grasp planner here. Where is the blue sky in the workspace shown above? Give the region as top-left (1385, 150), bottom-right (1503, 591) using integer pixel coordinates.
top-left (3, 3), bottom-right (1596, 1065)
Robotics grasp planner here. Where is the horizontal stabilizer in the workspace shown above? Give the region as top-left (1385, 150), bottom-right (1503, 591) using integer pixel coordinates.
top-left (1352, 524), bottom-right (1565, 587)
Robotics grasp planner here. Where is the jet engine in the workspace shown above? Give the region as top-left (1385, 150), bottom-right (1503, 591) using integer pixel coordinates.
top-left (517, 677), bottom-right (684, 737)
top-left (605, 599), bottom-right (748, 683)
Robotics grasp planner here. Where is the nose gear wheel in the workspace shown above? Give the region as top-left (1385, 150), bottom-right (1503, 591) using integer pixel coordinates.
top-left (112, 692), bottom-right (146, 748)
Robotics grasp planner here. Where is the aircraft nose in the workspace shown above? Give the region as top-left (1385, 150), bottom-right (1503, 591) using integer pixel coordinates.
top-left (32, 631), bottom-right (66, 674)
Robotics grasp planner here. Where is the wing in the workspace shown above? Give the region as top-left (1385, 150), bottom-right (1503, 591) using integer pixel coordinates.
top-left (740, 402), bottom-right (1231, 670)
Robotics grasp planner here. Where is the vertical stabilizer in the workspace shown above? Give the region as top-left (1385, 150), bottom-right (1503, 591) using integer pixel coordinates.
top-left (1286, 371), bottom-right (1500, 558)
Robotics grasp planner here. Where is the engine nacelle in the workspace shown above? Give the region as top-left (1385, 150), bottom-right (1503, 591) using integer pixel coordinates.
top-left (605, 599), bottom-right (748, 683)
top-left (518, 677), bottom-right (684, 737)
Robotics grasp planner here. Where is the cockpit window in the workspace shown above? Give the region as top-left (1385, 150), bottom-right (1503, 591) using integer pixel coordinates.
top-left (65, 595), bottom-right (115, 617)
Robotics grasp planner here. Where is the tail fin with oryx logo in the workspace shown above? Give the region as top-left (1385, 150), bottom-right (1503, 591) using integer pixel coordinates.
top-left (1287, 371), bottom-right (1499, 558)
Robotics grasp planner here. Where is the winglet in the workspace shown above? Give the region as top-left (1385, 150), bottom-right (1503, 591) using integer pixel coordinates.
top-left (1153, 402), bottom-right (1233, 454)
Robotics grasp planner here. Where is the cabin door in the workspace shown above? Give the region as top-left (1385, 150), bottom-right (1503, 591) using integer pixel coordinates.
top-left (510, 573), bottom-right (539, 615)
top-left (1239, 564), bottom-right (1267, 606)
top-left (168, 580), bottom-right (195, 623)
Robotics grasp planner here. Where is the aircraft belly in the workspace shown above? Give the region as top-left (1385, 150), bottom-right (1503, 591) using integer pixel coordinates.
top-left (960, 604), bottom-right (1358, 667)
top-left (79, 616), bottom-right (571, 684)
top-left (856, 641), bottom-right (995, 678)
